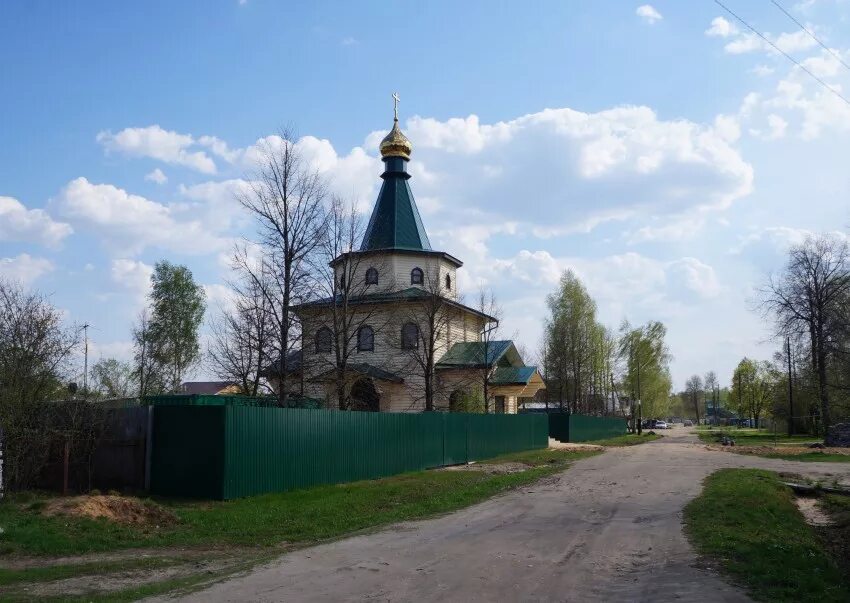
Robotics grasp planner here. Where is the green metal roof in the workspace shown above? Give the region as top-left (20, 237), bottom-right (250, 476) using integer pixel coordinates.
top-left (360, 156), bottom-right (431, 252)
top-left (311, 363), bottom-right (404, 383)
top-left (435, 341), bottom-right (514, 369)
top-left (295, 287), bottom-right (496, 321)
top-left (489, 366), bottom-right (538, 385)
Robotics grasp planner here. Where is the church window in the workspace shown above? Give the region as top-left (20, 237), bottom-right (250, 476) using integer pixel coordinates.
top-left (315, 327), bottom-right (332, 353)
top-left (357, 325), bottom-right (375, 352)
top-left (411, 267), bottom-right (424, 285)
top-left (365, 267), bottom-right (378, 285)
top-left (445, 273), bottom-right (452, 290)
top-left (401, 323), bottom-right (419, 350)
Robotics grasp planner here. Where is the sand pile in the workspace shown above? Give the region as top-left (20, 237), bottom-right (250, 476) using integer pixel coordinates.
top-left (43, 495), bottom-right (177, 527)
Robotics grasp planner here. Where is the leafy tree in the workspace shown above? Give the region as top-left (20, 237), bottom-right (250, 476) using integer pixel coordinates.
top-left (619, 321), bottom-right (672, 425)
top-left (137, 261), bottom-right (206, 393)
top-left (730, 358), bottom-right (775, 427)
top-left (89, 357), bottom-right (135, 399)
top-left (685, 375), bottom-right (703, 424)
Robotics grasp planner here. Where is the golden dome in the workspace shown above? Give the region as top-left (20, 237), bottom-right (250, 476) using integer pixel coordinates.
top-left (379, 119), bottom-right (412, 160)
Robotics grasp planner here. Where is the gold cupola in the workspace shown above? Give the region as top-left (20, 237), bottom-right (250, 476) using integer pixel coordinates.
top-left (379, 92), bottom-right (412, 160)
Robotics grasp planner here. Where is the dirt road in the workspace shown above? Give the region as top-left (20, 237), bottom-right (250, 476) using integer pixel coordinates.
top-left (161, 428), bottom-right (850, 602)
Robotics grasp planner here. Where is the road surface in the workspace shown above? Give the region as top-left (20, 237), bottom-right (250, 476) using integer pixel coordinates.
top-left (160, 427), bottom-right (850, 602)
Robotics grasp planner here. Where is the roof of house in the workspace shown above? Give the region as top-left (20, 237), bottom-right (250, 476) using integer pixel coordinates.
top-left (489, 366), bottom-right (539, 386)
top-left (311, 363), bottom-right (404, 384)
top-left (179, 381), bottom-right (238, 395)
top-left (295, 287), bottom-right (496, 322)
top-left (435, 340), bottom-right (516, 369)
top-left (258, 349), bottom-right (303, 378)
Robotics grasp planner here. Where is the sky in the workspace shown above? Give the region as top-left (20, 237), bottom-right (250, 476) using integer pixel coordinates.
top-left (2, 0), bottom-right (850, 389)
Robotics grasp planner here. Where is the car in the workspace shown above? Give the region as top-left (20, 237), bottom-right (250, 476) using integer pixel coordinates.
top-left (683, 419), bottom-right (694, 427)
top-left (655, 420), bottom-right (669, 429)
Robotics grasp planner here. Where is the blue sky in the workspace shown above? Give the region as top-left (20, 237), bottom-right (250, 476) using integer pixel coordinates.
top-left (2, 0), bottom-right (849, 388)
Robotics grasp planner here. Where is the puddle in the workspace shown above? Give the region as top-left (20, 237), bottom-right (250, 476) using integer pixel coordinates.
top-left (794, 497), bottom-right (834, 526)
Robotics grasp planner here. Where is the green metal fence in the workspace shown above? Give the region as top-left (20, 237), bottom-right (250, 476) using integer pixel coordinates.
top-left (547, 414), bottom-right (627, 443)
top-left (150, 406), bottom-right (548, 500)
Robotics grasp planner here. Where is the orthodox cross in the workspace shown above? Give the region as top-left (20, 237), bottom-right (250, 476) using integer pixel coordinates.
top-left (392, 92), bottom-right (400, 121)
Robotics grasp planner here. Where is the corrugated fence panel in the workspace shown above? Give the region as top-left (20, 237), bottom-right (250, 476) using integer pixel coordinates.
top-left (567, 415), bottom-right (627, 442)
top-left (548, 414), bottom-right (571, 443)
top-left (150, 406), bottom-right (225, 499)
top-left (151, 407), bottom-right (549, 500)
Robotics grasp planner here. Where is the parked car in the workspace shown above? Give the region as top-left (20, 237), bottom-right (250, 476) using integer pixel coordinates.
top-left (655, 420), bottom-right (669, 430)
top-left (683, 419), bottom-right (694, 427)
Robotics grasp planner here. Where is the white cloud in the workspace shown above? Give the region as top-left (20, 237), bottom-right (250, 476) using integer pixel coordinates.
top-left (341, 36), bottom-right (358, 46)
top-left (0, 253), bottom-right (54, 285)
top-left (0, 196), bottom-right (73, 248)
top-left (750, 64), bottom-right (775, 77)
top-left (667, 257), bottom-right (721, 299)
top-left (145, 168), bottom-right (168, 184)
top-left (56, 177), bottom-right (226, 255)
top-left (708, 17), bottom-right (818, 55)
top-left (97, 125), bottom-right (217, 174)
top-left (388, 106), bottom-right (752, 237)
top-left (706, 16), bottom-right (737, 38)
top-left (111, 258), bottom-right (153, 295)
top-left (636, 5), bottom-right (663, 24)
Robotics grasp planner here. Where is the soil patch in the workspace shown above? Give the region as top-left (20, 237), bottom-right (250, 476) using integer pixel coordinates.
top-left (706, 444), bottom-right (850, 457)
top-left (441, 462), bottom-right (529, 475)
top-left (547, 438), bottom-right (603, 451)
top-left (794, 497), bottom-right (834, 526)
top-left (43, 495), bottom-right (177, 527)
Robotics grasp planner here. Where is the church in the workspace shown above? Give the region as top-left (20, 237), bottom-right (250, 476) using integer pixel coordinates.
top-left (279, 100), bottom-right (544, 413)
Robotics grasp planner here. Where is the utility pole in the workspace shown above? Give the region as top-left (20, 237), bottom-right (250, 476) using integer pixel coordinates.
top-left (786, 336), bottom-right (794, 436)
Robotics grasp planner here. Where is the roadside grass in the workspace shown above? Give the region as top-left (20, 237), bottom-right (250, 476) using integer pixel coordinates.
top-left (586, 433), bottom-right (661, 446)
top-left (684, 468), bottom-right (850, 602)
top-left (820, 494), bottom-right (850, 580)
top-left (749, 452), bottom-right (850, 463)
top-left (0, 447), bottom-right (598, 559)
top-left (696, 428), bottom-right (820, 446)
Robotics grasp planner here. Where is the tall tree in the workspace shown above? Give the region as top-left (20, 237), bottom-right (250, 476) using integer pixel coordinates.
top-left (685, 375), bottom-right (703, 425)
top-left (704, 370), bottom-right (719, 424)
top-left (762, 235), bottom-right (850, 430)
top-left (730, 358), bottom-right (775, 428)
top-left (236, 131), bottom-right (327, 405)
top-left (620, 321), bottom-right (672, 425)
top-left (145, 261), bottom-right (206, 392)
top-left (477, 288), bottom-right (503, 413)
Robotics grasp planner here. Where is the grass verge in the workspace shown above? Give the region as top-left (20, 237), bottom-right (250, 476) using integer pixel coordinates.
top-left (696, 428), bottom-right (821, 446)
top-left (586, 433), bottom-right (661, 446)
top-left (0, 448), bottom-right (598, 559)
top-left (684, 468), bottom-right (850, 602)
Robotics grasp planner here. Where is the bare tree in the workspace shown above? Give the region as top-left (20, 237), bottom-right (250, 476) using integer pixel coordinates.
top-left (310, 197), bottom-right (390, 410)
top-left (761, 235), bottom-right (850, 430)
top-left (207, 268), bottom-right (275, 396)
top-left (132, 308), bottom-right (163, 398)
top-left (0, 278), bottom-right (79, 491)
top-left (236, 130), bottom-right (327, 405)
top-left (477, 288), bottom-right (502, 413)
top-left (704, 370), bottom-right (719, 425)
top-left (397, 266), bottom-right (457, 411)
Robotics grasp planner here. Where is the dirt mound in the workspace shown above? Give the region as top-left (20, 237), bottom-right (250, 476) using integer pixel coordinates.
top-left (442, 462), bottom-right (530, 475)
top-left (43, 495), bottom-right (177, 527)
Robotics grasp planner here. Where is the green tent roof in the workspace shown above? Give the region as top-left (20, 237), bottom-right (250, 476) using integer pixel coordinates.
top-left (360, 156), bottom-right (431, 252)
top-left (435, 341), bottom-right (514, 369)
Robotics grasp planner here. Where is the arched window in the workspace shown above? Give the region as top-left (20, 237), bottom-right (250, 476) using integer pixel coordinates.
top-left (410, 267), bottom-right (424, 285)
top-left (315, 327), bottom-right (332, 353)
top-left (401, 322), bottom-right (419, 350)
top-left (445, 273), bottom-right (452, 290)
top-left (365, 267), bottom-right (378, 285)
top-left (357, 325), bottom-right (374, 352)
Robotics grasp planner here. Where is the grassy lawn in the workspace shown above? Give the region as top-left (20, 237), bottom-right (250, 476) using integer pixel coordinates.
top-left (586, 433), bottom-right (661, 446)
top-left (684, 468), bottom-right (850, 602)
top-left (0, 447), bottom-right (598, 560)
top-left (751, 452), bottom-right (850, 463)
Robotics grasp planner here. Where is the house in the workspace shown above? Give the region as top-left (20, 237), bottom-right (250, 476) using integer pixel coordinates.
top-left (178, 381), bottom-right (241, 396)
top-left (267, 102), bottom-right (544, 412)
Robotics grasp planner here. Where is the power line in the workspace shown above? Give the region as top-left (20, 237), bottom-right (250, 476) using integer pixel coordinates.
top-left (770, 0), bottom-right (850, 73)
top-left (713, 0), bottom-right (850, 107)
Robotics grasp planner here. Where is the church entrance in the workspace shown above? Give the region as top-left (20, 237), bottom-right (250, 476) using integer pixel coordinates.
top-left (350, 378), bottom-right (380, 412)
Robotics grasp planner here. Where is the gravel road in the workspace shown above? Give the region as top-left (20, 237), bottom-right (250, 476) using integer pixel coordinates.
top-left (161, 427), bottom-right (850, 603)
